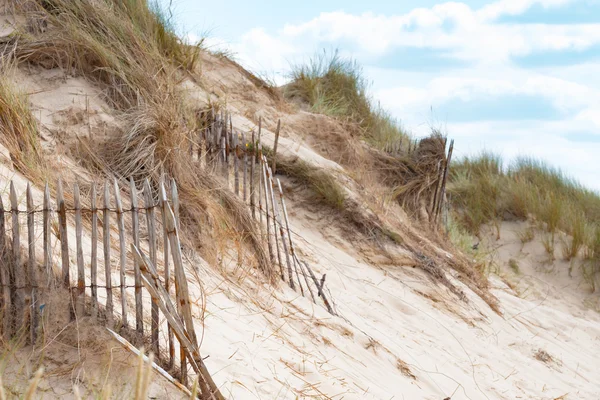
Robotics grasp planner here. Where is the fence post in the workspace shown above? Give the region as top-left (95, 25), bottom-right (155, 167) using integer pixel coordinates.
top-left (114, 179), bottom-right (127, 327)
top-left (103, 181), bottom-right (114, 326)
top-left (265, 162), bottom-right (292, 289)
top-left (436, 139), bottom-right (454, 223)
top-left (271, 119), bottom-right (281, 174)
top-left (258, 121), bottom-right (264, 227)
top-left (169, 179), bottom-right (186, 384)
top-left (42, 184), bottom-right (52, 288)
top-left (90, 183), bottom-right (98, 318)
top-left (250, 128), bottom-right (256, 219)
top-left (143, 179), bottom-right (159, 357)
top-left (260, 158), bottom-right (277, 277)
top-left (0, 192), bottom-right (10, 339)
top-left (242, 132), bottom-right (247, 203)
top-left (57, 180), bottom-right (69, 294)
top-left (11, 182), bottom-right (24, 332)
top-left (159, 178), bottom-right (174, 369)
top-left (26, 183), bottom-right (37, 343)
top-left (234, 131), bottom-right (240, 196)
top-left (130, 178), bottom-right (143, 335)
top-left (74, 183), bottom-right (86, 318)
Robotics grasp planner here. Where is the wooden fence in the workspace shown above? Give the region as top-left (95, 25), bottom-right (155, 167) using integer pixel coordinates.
top-left (195, 111), bottom-right (335, 314)
top-left (0, 177), bottom-right (223, 399)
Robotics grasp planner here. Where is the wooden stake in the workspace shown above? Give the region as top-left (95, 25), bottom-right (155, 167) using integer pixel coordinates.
top-left (260, 158), bottom-right (276, 276)
top-left (0, 191), bottom-right (11, 339)
top-left (90, 183), bottom-right (98, 318)
top-left (257, 118), bottom-right (263, 225)
top-left (250, 127), bottom-right (256, 219)
top-left (10, 182), bottom-right (25, 332)
top-left (43, 184), bottom-right (51, 287)
top-left (271, 119), bottom-right (281, 174)
top-left (242, 132), bottom-right (248, 203)
top-left (130, 178), bottom-right (143, 335)
top-left (299, 257), bottom-right (334, 315)
top-left (159, 178), bottom-right (174, 369)
top-left (265, 162), bottom-right (292, 288)
top-left (233, 131), bottom-right (239, 196)
top-left (103, 181), bottom-right (114, 325)
top-left (57, 179), bottom-right (69, 291)
top-left (436, 139), bottom-right (454, 222)
top-left (143, 180), bottom-right (159, 357)
top-left (114, 179), bottom-right (127, 327)
top-left (74, 183), bottom-right (85, 318)
top-left (26, 183), bottom-right (37, 343)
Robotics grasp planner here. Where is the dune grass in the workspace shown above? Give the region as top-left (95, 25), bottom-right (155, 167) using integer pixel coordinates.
top-left (285, 50), bottom-right (410, 151)
top-left (0, 70), bottom-right (47, 183)
top-left (449, 152), bottom-right (600, 270)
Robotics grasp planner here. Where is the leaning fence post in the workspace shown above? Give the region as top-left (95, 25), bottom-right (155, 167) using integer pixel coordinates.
top-left (90, 183), bottom-right (98, 318)
top-left (26, 183), bottom-right (37, 343)
top-left (114, 179), bottom-right (127, 327)
top-left (11, 182), bottom-right (24, 332)
top-left (0, 193), bottom-right (11, 340)
top-left (265, 161), bottom-right (289, 287)
top-left (257, 119), bottom-right (263, 226)
top-left (301, 257), bottom-right (334, 315)
top-left (103, 181), bottom-right (114, 326)
top-left (130, 178), bottom-right (143, 335)
top-left (143, 179), bottom-right (159, 357)
top-left (159, 178), bottom-right (174, 369)
top-left (74, 183), bottom-right (86, 318)
top-left (436, 139), bottom-right (454, 223)
top-left (271, 119), bottom-right (281, 174)
top-left (260, 158), bottom-right (277, 277)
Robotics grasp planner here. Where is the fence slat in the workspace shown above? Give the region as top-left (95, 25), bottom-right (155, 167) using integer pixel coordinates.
top-left (74, 183), bottom-right (85, 318)
top-left (90, 183), bottom-right (98, 318)
top-left (234, 131), bottom-right (239, 196)
top-left (266, 163), bottom-right (292, 289)
top-left (103, 181), bottom-right (114, 325)
top-left (272, 119), bottom-right (281, 174)
top-left (257, 119), bottom-right (263, 225)
top-left (300, 257), bottom-right (334, 315)
top-left (159, 178), bottom-right (174, 368)
top-left (250, 128), bottom-right (256, 219)
top-left (11, 182), bottom-right (24, 332)
top-left (114, 179), bottom-right (127, 327)
top-left (242, 132), bottom-right (247, 203)
top-left (130, 178), bottom-right (143, 335)
top-left (143, 179), bottom-right (159, 357)
top-left (57, 180), bottom-right (69, 293)
top-left (0, 193), bottom-right (10, 339)
top-left (43, 184), bottom-right (51, 287)
top-left (169, 179), bottom-right (186, 384)
top-left (260, 158), bottom-right (277, 277)
top-left (26, 183), bottom-right (37, 343)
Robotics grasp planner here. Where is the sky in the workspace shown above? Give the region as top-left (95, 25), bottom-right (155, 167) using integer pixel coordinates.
top-left (159, 0), bottom-right (600, 191)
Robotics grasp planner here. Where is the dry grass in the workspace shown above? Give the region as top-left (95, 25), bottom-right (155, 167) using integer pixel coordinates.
top-left (285, 49), bottom-right (409, 151)
top-left (0, 67), bottom-right (48, 183)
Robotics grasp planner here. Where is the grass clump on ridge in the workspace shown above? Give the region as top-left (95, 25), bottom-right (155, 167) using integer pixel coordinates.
top-left (449, 153), bottom-right (600, 285)
top-left (285, 49), bottom-right (409, 151)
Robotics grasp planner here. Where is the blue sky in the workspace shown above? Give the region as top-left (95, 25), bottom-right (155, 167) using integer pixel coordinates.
top-left (160, 0), bottom-right (600, 190)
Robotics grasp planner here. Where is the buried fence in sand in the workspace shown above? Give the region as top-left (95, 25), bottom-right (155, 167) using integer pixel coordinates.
top-left (0, 115), bottom-right (336, 397)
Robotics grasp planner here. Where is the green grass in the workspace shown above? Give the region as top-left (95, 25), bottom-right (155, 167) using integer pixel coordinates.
top-left (285, 49), bottom-right (409, 151)
top-left (449, 152), bottom-right (600, 285)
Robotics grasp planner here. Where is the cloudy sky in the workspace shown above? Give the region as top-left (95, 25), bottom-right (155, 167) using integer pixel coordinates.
top-left (160, 0), bottom-right (600, 190)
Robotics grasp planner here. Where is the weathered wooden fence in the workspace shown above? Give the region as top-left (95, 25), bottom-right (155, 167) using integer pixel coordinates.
top-left (194, 111), bottom-right (335, 314)
top-left (0, 177), bottom-right (223, 399)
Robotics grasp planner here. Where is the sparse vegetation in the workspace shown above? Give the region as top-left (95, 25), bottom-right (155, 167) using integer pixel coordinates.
top-left (285, 49), bottom-right (409, 150)
top-left (508, 258), bottom-right (520, 274)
